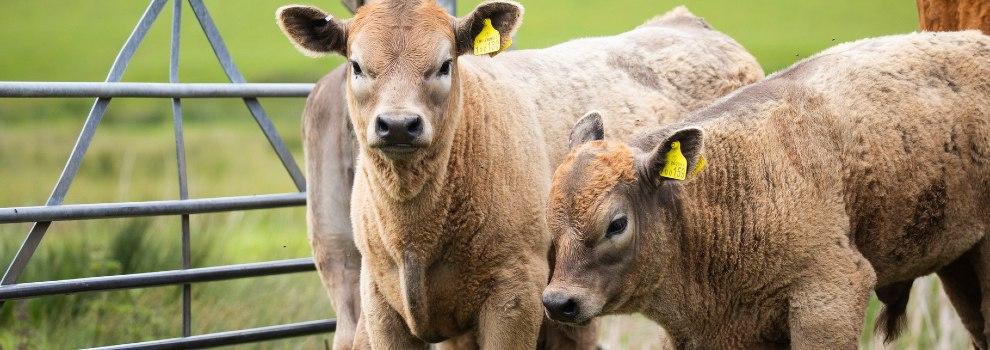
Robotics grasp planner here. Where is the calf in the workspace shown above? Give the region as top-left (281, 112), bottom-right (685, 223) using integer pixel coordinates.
top-left (546, 30), bottom-right (990, 349)
top-left (278, 1), bottom-right (762, 347)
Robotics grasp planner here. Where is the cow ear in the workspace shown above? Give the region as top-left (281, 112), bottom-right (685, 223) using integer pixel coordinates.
top-left (277, 5), bottom-right (348, 57)
top-left (455, 1), bottom-right (523, 56)
top-left (569, 111), bottom-right (605, 149)
top-left (640, 127), bottom-right (704, 185)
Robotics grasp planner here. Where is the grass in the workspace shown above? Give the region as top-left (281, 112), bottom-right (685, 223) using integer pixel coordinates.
top-left (0, 117), bottom-right (331, 349)
top-left (0, 0), bottom-right (966, 348)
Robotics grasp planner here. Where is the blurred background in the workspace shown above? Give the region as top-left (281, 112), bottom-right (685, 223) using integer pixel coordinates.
top-left (0, 0), bottom-right (963, 349)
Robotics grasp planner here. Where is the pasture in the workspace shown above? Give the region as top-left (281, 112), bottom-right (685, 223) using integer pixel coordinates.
top-left (0, 0), bottom-right (960, 348)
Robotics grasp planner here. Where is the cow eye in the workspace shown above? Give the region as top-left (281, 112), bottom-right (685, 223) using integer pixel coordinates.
top-left (437, 59), bottom-right (452, 77)
top-left (605, 216), bottom-right (628, 238)
top-left (350, 60), bottom-right (363, 77)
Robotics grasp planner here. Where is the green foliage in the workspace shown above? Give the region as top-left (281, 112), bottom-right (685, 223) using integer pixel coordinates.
top-left (0, 0), bottom-right (965, 349)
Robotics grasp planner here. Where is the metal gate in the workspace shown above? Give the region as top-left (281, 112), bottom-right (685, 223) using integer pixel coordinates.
top-left (0, 0), bottom-right (451, 348)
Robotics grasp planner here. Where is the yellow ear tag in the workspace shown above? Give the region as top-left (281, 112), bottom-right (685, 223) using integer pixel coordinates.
top-left (501, 36), bottom-right (513, 51)
top-left (690, 155), bottom-right (707, 178)
top-left (659, 141), bottom-right (688, 181)
top-left (473, 19), bottom-right (502, 56)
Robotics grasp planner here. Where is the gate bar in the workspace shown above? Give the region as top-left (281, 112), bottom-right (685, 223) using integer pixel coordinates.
top-left (0, 258), bottom-right (315, 300)
top-left (1, 0), bottom-right (169, 289)
top-left (0, 82), bottom-right (314, 98)
top-left (84, 319), bottom-right (336, 350)
top-left (169, 0), bottom-right (193, 337)
top-left (0, 192), bottom-right (306, 224)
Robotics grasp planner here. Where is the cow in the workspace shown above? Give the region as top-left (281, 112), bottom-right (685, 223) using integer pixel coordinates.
top-left (545, 30), bottom-right (990, 349)
top-left (277, 0), bottom-right (763, 347)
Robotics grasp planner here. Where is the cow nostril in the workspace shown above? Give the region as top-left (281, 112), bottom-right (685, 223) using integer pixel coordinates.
top-left (560, 298), bottom-right (578, 317)
top-left (407, 117), bottom-right (423, 136)
top-left (375, 117), bottom-right (389, 136)
top-left (544, 294), bottom-right (581, 320)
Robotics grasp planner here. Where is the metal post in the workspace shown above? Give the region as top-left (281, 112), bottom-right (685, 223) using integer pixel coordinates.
top-left (169, 0), bottom-right (193, 338)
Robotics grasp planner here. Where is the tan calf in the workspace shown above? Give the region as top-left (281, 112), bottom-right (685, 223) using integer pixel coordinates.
top-left (278, 1), bottom-right (762, 348)
top-left (545, 30), bottom-right (990, 349)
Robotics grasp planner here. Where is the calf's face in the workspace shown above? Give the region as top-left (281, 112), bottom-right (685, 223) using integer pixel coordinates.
top-left (543, 112), bottom-right (703, 324)
top-left (277, 0), bottom-right (521, 159)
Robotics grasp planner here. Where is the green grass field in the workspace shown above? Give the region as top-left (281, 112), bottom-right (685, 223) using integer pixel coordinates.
top-left (0, 0), bottom-right (968, 348)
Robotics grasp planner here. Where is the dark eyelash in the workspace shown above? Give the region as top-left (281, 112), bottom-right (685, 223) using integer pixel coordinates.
top-left (351, 61), bottom-right (363, 76)
top-left (605, 216), bottom-right (628, 238)
top-left (437, 59), bottom-right (452, 77)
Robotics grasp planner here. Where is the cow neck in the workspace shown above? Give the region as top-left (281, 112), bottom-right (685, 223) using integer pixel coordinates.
top-left (362, 138), bottom-right (452, 201)
top-left (362, 93), bottom-right (487, 289)
top-left (641, 122), bottom-right (798, 338)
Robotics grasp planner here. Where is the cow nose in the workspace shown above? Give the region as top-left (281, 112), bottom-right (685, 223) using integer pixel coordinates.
top-left (374, 114), bottom-right (423, 144)
top-left (542, 293), bottom-right (581, 322)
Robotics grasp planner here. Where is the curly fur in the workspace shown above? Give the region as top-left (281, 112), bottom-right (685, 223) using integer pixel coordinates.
top-left (548, 30), bottom-right (990, 349)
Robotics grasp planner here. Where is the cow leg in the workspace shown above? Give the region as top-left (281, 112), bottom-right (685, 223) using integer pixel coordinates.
top-left (305, 66), bottom-right (362, 349)
top-left (788, 249), bottom-right (876, 350)
top-left (973, 236), bottom-right (990, 348)
top-left (359, 258), bottom-right (428, 350)
top-left (312, 235), bottom-right (362, 350)
top-left (477, 274), bottom-right (544, 349)
top-left (937, 243), bottom-right (987, 349)
top-left (352, 313), bottom-right (370, 349)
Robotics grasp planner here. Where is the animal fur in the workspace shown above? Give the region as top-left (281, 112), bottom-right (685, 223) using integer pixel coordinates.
top-left (547, 30), bottom-right (990, 349)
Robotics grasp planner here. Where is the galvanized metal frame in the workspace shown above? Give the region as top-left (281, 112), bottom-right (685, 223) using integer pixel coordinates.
top-left (0, 82), bottom-right (315, 98)
top-left (2, 0), bottom-right (167, 291)
top-left (169, 0), bottom-right (193, 336)
top-left (0, 193), bottom-right (307, 224)
top-left (86, 320), bottom-right (338, 350)
top-left (187, 0), bottom-right (308, 192)
top-left (0, 0), bottom-right (316, 348)
top-left (0, 0), bottom-right (455, 348)
top-left (0, 258), bottom-right (318, 301)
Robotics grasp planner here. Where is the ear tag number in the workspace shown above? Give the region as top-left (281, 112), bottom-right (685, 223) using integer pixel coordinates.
top-left (660, 141), bottom-right (688, 180)
top-left (474, 18), bottom-right (502, 56)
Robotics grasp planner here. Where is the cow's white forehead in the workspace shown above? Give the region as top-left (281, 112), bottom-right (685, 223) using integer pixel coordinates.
top-left (349, 28), bottom-right (453, 63)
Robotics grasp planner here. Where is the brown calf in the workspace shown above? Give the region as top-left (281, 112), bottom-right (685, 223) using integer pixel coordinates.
top-left (546, 31), bottom-right (990, 349)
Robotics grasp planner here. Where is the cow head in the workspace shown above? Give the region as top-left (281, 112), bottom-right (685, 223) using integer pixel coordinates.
top-left (543, 112), bottom-right (704, 324)
top-left (277, 0), bottom-right (522, 161)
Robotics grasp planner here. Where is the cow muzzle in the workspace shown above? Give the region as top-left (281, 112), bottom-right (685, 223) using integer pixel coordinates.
top-left (368, 112), bottom-right (432, 155)
top-left (542, 289), bottom-right (599, 325)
